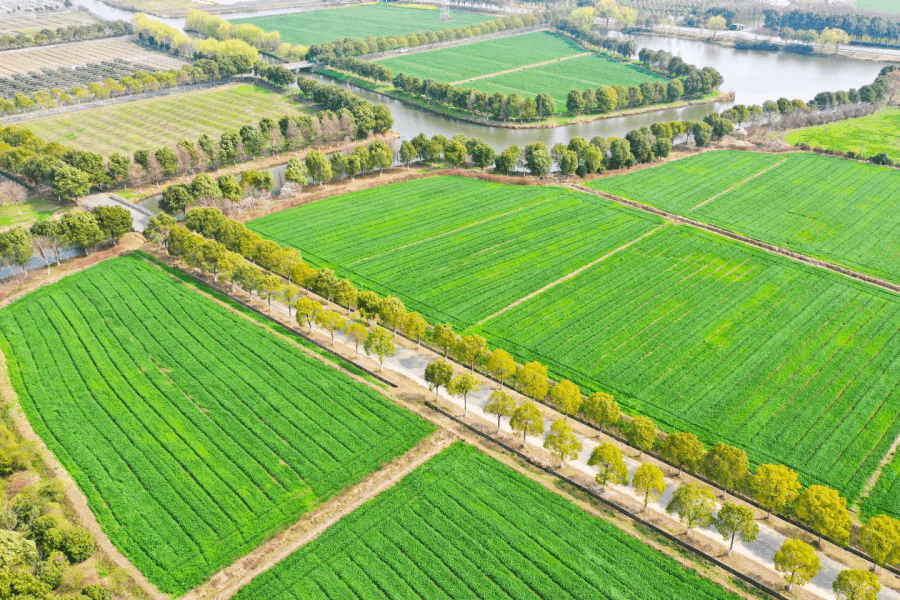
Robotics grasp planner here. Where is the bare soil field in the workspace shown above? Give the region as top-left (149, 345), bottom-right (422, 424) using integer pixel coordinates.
top-left (0, 9), bottom-right (98, 35)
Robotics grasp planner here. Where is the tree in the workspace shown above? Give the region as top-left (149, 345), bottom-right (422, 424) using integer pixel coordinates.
top-left (750, 464), bottom-right (801, 519)
top-left (144, 213), bottom-right (176, 249)
top-left (833, 569), bottom-right (880, 600)
top-left (559, 150), bottom-right (578, 178)
top-left (448, 372), bottom-right (480, 416)
top-left (368, 141), bottom-right (393, 173)
top-left (160, 183), bottom-right (193, 216)
top-left (627, 416), bottom-right (657, 457)
top-left (470, 142), bottom-right (495, 170)
top-left (566, 89), bottom-right (585, 114)
top-left (715, 503), bottom-right (759, 554)
top-left (632, 464), bottom-right (666, 511)
top-left (0, 227), bottom-right (31, 279)
top-left (0, 530), bottom-right (37, 570)
top-left (796, 485), bottom-right (852, 547)
top-left (51, 163), bottom-right (91, 202)
top-left (364, 326), bottom-right (395, 371)
top-left (535, 92), bottom-right (555, 118)
top-left (544, 419), bottom-right (582, 467)
top-left (859, 515), bottom-right (900, 572)
top-left (523, 143), bottom-right (551, 178)
top-left (218, 173), bottom-right (242, 201)
top-left (315, 309), bottom-right (347, 345)
top-left (443, 140), bottom-right (466, 167)
top-left (403, 312), bottom-right (427, 347)
top-left (700, 443), bottom-right (748, 497)
top-left (510, 401), bottom-right (543, 447)
top-left (399, 141), bottom-right (417, 167)
top-left (344, 322), bottom-right (368, 357)
top-left (427, 322), bottom-right (456, 357)
top-left (59, 212), bottom-right (102, 255)
top-left (484, 390), bottom-right (515, 432)
top-left (774, 539), bottom-right (821, 591)
top-left (583, 392), bottom-right (619, 429)
top-left (588, 442), bottom-right (628, 491)
top-left (284, 157), bottom-right (308, 187)
top-left (485, 349), bottom-right (516, 389)
top-left (494, 146), bottom-right (520, 175)
top-left (666, 483), bottom-right (716, 535)
top-left (191, 173), bottom-right (222, 204)
top-left (424, 359), bottom-right (453, 400)
top-left (378, 295), bottom-right (406, 332)
top-left (455, 334), bottom-right (488, 372)
top-left (660, 432), bottom-right (705, 476)
top-left (334, 278), bottom-right (358, 313)
top-left (550, 379), bottom-right (581, 420)
top-left (357, 290), bottom-right (382, 323)
top-left (91, 205), bottom-right (131, 243)
top-left (706, 15), bottom-right (727, 38)
top-left (305, 150), bottom-right (332, 184)
top-left (295, 296), bottom-right (323, 331)
top-left (819, 27), bottom-right (850, 54)
top-left (517, 361), bottom-right (548, 401)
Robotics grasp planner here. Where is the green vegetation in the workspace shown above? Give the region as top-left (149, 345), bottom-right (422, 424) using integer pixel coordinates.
top-left (863, 454), bottom-right (900, 519)
top-left (0, 254), bottom-right (433, 594)
top-left (248, 176), bottom-right (900, 500)
top-left (377, 31), bottom-right (663, 113)
top-left (248, 176), bottom-right (661, 328)
top-left (592, 150), bottom-right (900, 284)
top-left (784, 109), bottom-right (900, 161)
top-left (230, 4), bottom-right (491, 47)
top-left (23, 84), bottom-right (304, 156)
top-left (854, 0), bottom-right (900, 13)
top-left (234, 442), bottom-right (740, 600)
top-left (0, 198), bottom-right (62, 228)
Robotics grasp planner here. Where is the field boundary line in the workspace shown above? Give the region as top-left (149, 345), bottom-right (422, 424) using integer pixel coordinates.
top-left (449, 52), bottom-right (592, 85)
top-left (346, 195), bottom-right (561, 266)
top-left (0, 348), bottom-right (168, 600)
top-left (688, 158), bottom-right (789, 212)
top-left (474, 223), bottom-right (668, 326)
top-left (569, 183), bottom-right (900, 296)
top-left (856, 428), bottom-right (900, 510)
top-left (182, 433), bottom-right (451, 600)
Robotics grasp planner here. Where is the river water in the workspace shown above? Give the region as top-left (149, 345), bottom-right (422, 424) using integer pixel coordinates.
top-left (71, 0), bottom-right (894, 147)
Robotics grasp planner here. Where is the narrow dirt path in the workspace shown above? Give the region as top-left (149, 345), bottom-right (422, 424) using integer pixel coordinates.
top-left (689, 158), bottom-right (789, 212)
top-left (474, 223), bottom-right (668, 326)
top-left (450, 52), bottom-right (592, 85)
top-left (183, 433), bottom-right (451, 600)
top-left (0, 349), bottom-right (168, 600)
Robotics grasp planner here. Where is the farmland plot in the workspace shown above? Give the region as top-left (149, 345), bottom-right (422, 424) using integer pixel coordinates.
top-left (24, 84), bottom-right (304, 156)
top-left (251, 177), bottom-right (900, 499)
top-left (248, 176), bottom-right (662, 328)
top-left (0, 10), bottom-right (98, 35)
top-left (592, 151), bottom-right (900, 284)
top-left (474, 225), bottom-right (900, 500)
top-left (784, 108), bottom-right (900, 162)
top-left (0, 254), bottom-right (433, 594)
top-left (234, 442), bottom-right (740, 600)
top-left (230, 4), bottom-right (491, 47)
top-left (864, 453), bottom-right (900, 519)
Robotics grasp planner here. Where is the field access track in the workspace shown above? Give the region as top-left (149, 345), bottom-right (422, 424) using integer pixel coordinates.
top-left (248, 175), bottom-right (900, 502)
top-left (0, 254), bottom-right (434, 595)
top-left (233, 443), bottom-right (741, 600)
top-left (591, 150), bottom-right (900, 285)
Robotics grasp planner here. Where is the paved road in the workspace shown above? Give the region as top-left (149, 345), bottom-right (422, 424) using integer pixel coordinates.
top-left (80, 192), bottom-right (153, 232)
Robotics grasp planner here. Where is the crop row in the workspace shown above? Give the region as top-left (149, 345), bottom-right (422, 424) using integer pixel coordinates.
top-left (234, 443), bottom-right (739, 599)
top-left (593, 150), bottom-right (900, 284)
top-left (0, 58), bottom-right (162, 99)
top-left (0, 255), bottom-right (433, 594)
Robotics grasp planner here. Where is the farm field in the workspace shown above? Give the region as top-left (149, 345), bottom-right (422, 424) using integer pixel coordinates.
top-left (230, 4), bottom-right (492, 46)
top-left (250, 177), bottom-right (900, 500)
top-left (0, 254), bottom-right (433, 594)
top-left (23, 84), bottom-right (305, 156)
top-left (234, 442), bottom-right (740, 600)
top-left (376, 31), bottom-right (663, 113)
top-left (248, 176), bottom-right (662, 328)
top-left (0, 9), bottom-right (98, 35)
top-left (864, 453), bottom-right (900, 519)
top-left (0, 36), bottom-right (185, 78)
top-left (783, 108), bottom-right (900, 161)
top-left (375, 31), bottom-right (584, 83)
top-left (591, 150), bottom-right (900, 284)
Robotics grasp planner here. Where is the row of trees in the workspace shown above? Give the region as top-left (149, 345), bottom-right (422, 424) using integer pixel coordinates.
top-left (0, 19), bottom-right (131, 51)
top-left (185, 9), bottom-right (306, 59)
top-left (170, 205), bottom-right (900, 577)
top-left (0, 205), bottom-right (132, 280)
top-left (297, 77), bottom-right (394, 139)
top-left (132, 13), bottom-right (258, 63)
top-left (306, 12), bottom-right (546, 61)
top-left (764, 9), bottom-right (900, 45)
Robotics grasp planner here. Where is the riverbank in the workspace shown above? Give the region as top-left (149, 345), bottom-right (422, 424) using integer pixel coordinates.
top-left (317, 67), bottom-right (731, 129)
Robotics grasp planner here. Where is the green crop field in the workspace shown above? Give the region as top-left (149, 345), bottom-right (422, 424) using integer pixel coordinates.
top-left (230, 4), bottom-right (491, 47)
top-left (249, 176), bottom-right (900, 500)
top-left (375, 31), bottom-right (584, 83)
top-left (592, 150), bottom-right (900, 284)
top-left (854, 0), bottom-right (900, 12)
top-left (864, 454), bottom-right (900, 519)
top-left (234, 443), bottom-right (740, 600)
top-left (23, 84), bottom-right (304, 157)
top-left (376, 31), bottom-right (662, 113)
top-left (0, 254), bottom-right (433, 594)
top-left (248, 176), bottom-right (662, 328)
top-left (784, 108), bottom-right (900, 161)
